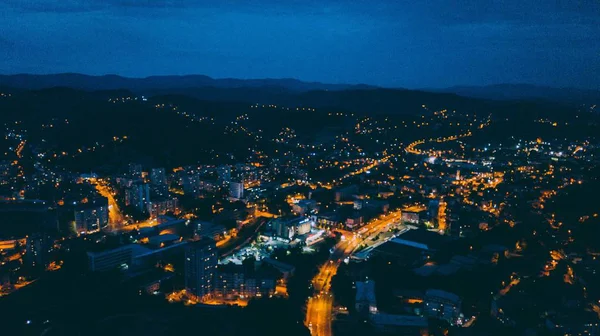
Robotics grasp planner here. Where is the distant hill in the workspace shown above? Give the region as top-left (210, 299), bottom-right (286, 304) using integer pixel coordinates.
top-left (4, 73), bottom-right (595, 116)
top-left (431, 84), bottom-right (600, 105)
top-left (143, 86), bottom-right (485, 115)
top-left (0, 73), bottom-right (376, 92)
top-left (2, 74), bottom-right (597, 106)
top-left (0, 73), bottom-right (491, 115)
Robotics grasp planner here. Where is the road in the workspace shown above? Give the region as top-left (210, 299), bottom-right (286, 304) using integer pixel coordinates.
top-left (305, 211), bottom-right (402, 336)
top-left (90, 178), bottom-right (161, 232)
top-left (318, 155), bottom-right (392, 189)
top-left (218, 218), bottom-right (268, 258)
top-left (90, 178), bottom-right (125, 230)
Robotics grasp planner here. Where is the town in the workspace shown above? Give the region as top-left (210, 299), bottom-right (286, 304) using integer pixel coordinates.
top-left (1, 81), bottom-right (599, 336)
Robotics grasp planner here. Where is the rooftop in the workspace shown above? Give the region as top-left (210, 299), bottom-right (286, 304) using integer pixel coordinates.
top-left (147, 234), bottom-right (181, 247)
top-left (425, 289), bottom-right (461, 304)
top-left (371, 313), bottom-right (428, 327)
top-left (187, 237), bottom-right (216, 250)
top-left (390, 229), bottom-right (448, 251)
top-left (355, 280), bottom-right (376, 305)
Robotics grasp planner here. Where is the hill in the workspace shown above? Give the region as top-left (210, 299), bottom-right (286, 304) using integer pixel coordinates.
top-left (0, 73), bottom-right (375, 92)
top-left (431, 84), bottom-right (600, 106)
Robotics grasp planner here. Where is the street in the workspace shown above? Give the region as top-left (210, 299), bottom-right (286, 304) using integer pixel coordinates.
top-left (305, 211), bottom-right (402, 336)
top-left (91, 178), bottom-right (126, 229)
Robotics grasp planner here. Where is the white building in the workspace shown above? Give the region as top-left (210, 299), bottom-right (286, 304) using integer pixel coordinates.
top-left (229, 181), bottom-right (244, 200)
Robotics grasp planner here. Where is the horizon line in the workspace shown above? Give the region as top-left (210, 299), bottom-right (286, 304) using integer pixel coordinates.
top-left (0, 72), bottom-right (598, 91)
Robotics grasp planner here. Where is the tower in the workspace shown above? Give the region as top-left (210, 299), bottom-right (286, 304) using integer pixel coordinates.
top-left (184, 238), bottom-right (217, 300)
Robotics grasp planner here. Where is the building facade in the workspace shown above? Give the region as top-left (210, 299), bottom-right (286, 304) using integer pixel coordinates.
top-left (184, 238), bottom-right (218, 300)
top-left (74, 197), bottom-right (109, 234)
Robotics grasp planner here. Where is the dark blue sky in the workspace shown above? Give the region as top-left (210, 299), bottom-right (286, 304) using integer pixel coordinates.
top-left (1, 0), bottom-right (599, 88)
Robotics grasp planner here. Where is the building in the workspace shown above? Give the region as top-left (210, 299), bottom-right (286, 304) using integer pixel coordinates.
top-left (195, 221), bottom-right (226, 241)
top-left (285, 166), bottom-right (308, 181)
top-left (128, 183), bottom-right (151, 213)
top-left (0, 160), bottom-right (15, 184)
top-left (261, 258), bottom-right (296, 279)
top-left (88, 245), bottom-right (134, 272)
top-left (184, 238), bottom-right (217, 300)
top-left (87, 239), bottom-right (187, 273)
top-left (270, 216), bottom-right (312, 240)
top-left (355, 199), bottom-right (389, 213)
top-left (128, 163), bottom-right (143, 179)
top-left (292, 199), bottom-right (318, 215)
top-left (401, 209), bottom-right (424, 225)
top-left (334, 185), bottom-right (359, 202)
top-left (427, 200), bottom-right (440, 227)
top-left (345, 213), bottom-right (364, 231)
top-left (198, 179), bottom-right (218, 193)
top-left (425, 289), bottom-right (462, 325)
top-left (74, 197), bottom-right (109, 234)
top-left (355, 280), bottom-right (377, 315)
top-left (445, 200), bottom-right (464, 238)
top-left (389, 230), bottom-right (448, 252)
top-left (217, 165), bottom-right (231, 185)
top-left (181, 174), bottom-right (200, 194)
top-left (545, 314), bottom-right (600, 336)
top-left (24, 233), bottom-right (52, 270)
top-left (372, 229), bottom-right (449, 266)
top-left (215, 264), bottom-right (245, 298)
top-left (133, 238), bottom-right (188, 271)
top-left (215, 263), bottom-right (277, 299)
top-left (229, 181), bottom-right (244, 200)
top-left (148, 197), bottom-right (179, 218)
top-left (370, 313), bottom-right (429, 335)
top-left (150, 168), bottom-right (167, 186)
top-left (150, 168), bottom-right (169, 197)
top-left (313, 212), bottom-right (343, 230)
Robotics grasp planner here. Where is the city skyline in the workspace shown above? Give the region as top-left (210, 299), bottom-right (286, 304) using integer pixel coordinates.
top-left (1, 1), bottom-right (599, 336)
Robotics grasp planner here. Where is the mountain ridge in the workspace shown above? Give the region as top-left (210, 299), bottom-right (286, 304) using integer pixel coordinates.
top-left (431, 83), bottom-right (600, 105)
top-left (0, 73), bottom-right (377, 92)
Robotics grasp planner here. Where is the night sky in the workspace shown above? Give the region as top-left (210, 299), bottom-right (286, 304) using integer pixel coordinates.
top-left (1, 0), bottom-right (599, 89)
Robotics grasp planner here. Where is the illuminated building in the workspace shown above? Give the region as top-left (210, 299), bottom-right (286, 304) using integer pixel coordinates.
top-left (150, 168), bottom-right (167, 186)
top-left (148, 197), bottom-right (179, 218)
top-left (128, 163), bottom-right (143, 179)
top-left (334, 185), bottom-right (359, 202)
top-left (425, 289), bottom-right (462, 325)
top-left (74, 197), bottom-right (109, 234)
top-left (292, 199), bottom-right (318, 215)
top-left (345, 214), bottom-right (364, 231)
top-left (88, 245), bottom-right (134, 272)
top-left (401, 210), bottom-right (422, 225)
top-left (195, 221), bottom-right (226, 241)
top-left (447, 215), bottom-right (464, 238)
top-left (229, 181), bottom-right (244, 200)
top-left (427, 200), bottom-right (440, 227)
top-left (24, 233), bottom-right (52, 270)
top-left (217, 165), bottom-right (231, 185)
top-left (150, 168), bottom-right (168, 196)
top-left (313, 212), bottom-right (343, 230)
top-left (184, 238), bottom-right (217, 300)
top-left (128, 182), bottom-right (151, 213)
top-left (354, 199), bottom-right (390, 213)
top-left (270, 216), bottom-right (312, 240)
top-left (215, 263), bottom-right (277, 299)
